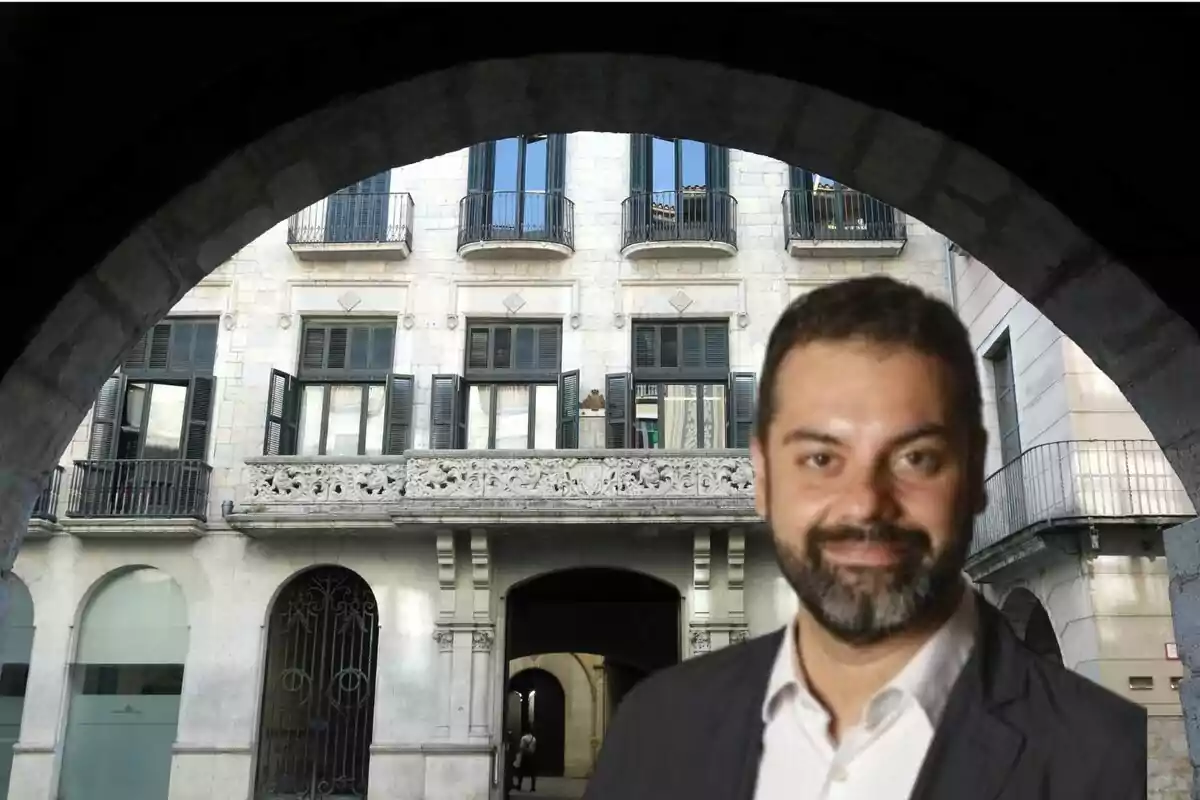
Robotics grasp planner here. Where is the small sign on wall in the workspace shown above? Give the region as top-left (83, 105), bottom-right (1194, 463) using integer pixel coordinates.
top-left (1166, 642), bottom-right (1180, 661)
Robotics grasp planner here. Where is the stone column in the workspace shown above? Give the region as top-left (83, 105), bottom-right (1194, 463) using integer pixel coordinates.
top-left (433, 628), bottom-right (454, 739)
top-left (1163, 518), bottom-right (1200, 797)
top-left (469, 629), bottom-right (494, 740)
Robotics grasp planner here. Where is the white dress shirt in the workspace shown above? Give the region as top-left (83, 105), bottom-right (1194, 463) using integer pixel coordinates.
top-left (753, 588), bottom-right (978, 800)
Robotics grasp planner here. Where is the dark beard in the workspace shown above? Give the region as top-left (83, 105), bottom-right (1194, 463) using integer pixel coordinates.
top-left (772, 519), bottom-right (967, 646)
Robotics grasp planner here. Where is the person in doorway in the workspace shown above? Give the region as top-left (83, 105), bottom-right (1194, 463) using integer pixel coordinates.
top-left (514, 729), bottom-right (538, 792)
top-left (584, 276), bottom-right (1146, 800)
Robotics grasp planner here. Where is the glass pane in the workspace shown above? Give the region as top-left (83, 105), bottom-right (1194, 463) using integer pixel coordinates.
top-left (651, 137), bottom-right (676, 193)
top-left (493, 137), bottom-right (520, 229)
top-left (494, 385), bottom-right (532, 449)
top-left (124, 383), bottom-right (147, 428)
top-left (468, 385), bottom-right (493, 449)
top-left (76, 568), bottom-right (188, 665)
top-left (661, 384), bottom-right (700, 449)
top-left (142, 384), bottom-right (187, 460)
top-left (324, 385), bottom-right (365, 456)
top-left (364, 385), bottom-right (386, 456)
top-left (524, 136), bottom-right (547, 192)
top-left (494, 328), bottom-right (512, 369)
top-left (533, 384), bottom-right (558, 448)
top-left (634, 383), bottom-right (660, 449)
top-left (297, 385), bottom-right (325, 457)
top-left (680, 139), bottom-right (707, 190)
top-left (701, 384), bottom-right (727, 448)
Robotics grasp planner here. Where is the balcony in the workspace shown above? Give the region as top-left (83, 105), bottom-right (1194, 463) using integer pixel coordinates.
top-left (457, 191), bottom-right (575, 260)
top-left (287, 192), bottom-right (414, 261)
top-left (782, 187), bottom-right (906, 258)
top-left (231, 450), bottom-right (758, 537)
top-left (621, 190), bottom-right (738, 259)
top-left (26, 465), bottom-right (64, 538)
top-left (64, 459), bottom-right (212, 538)
top-left (967, 440), bottom-right (1195, 577)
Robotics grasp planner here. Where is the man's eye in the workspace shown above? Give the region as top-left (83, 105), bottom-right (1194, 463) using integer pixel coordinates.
top-left (900, 450), bottom-right (942, 472)
top-left (802, 452), bottom-right (835, 469)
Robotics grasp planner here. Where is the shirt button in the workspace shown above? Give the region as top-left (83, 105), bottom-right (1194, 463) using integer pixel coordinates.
top-left (830, 766), bottom-right (849, 782)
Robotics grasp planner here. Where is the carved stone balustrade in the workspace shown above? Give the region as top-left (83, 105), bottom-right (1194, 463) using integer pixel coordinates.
top-left (233, 450), bottom-right (759, 535)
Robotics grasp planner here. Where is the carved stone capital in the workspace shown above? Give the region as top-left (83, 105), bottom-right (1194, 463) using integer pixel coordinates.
top-left (729, 628), bottom-right (750, 645)
top-left (689, 628), bottom-right (711, 655)
top-left (433, 628), bottom-right (454, 652)
top-left (472, 629), bottom-right (495, 652)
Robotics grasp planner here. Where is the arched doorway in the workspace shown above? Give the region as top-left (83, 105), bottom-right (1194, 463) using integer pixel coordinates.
top-left (505, 568), bottom-right (681, 793)
top-left (0, 574), bottom-right (33, 797)
top-left (1001, 587), bottom-right (1064, 664)
top-left (507, 668), bottom-right (567, 777)
top-left (59, 567), bottom-right (188, 800)
top-left (254, 566), bottom-right (379, 800)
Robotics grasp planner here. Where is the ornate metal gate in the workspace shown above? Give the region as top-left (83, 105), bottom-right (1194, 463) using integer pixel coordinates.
top-left (255, 567), bottom-right (379, 800)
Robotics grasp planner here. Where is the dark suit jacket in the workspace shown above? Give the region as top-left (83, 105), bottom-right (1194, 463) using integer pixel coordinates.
top-left (584, 596), bottom-right (1147, 800)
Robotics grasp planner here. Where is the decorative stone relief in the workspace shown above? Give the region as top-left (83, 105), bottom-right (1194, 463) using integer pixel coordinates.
top-left (402, 313), bottom-right (416, 330)
top-left (729, 628), bottom-right (750, 645)
top-left (668, 289), bottom-right (694, 313)
top-left (613, 312), bottom-right (626, 329)
top-left (404, 454), bottom-right (754, 501)
top-left (446, 314), bottom-right (459, 330)
top-left (221, 312), bottom-right (237, 331)
top-left (472, 629), bottom-right (494, 652)
top-left (433, 628), bottom-right (454, 652)
top-left (736, 311), bottom-right (750, 329)
top-left (728, 529), bottom-right (746, 624)
top-left (503, 292), bottom-right (526, 314)
top-left (569, 313), bottom-right (582, 330)
top-left (689, 628), bottom-right (711, 655)
top-left (338, 290), bottom-right (362, 312)
top-left (471, 530), bottom-right (491, 623)
top-left (437, 532), bottom-right (456, 620)
top-left (278, 313), bottom-right (293, 329)
top-left (245, 460), bottom-right (406, 505)
top-left (581, 390), bottom-right (605, 412)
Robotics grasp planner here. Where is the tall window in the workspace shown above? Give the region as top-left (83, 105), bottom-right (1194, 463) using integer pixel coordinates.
top-left (88, 318), bottom-right (219, 463)
top-left (988, 334), bottom-right (1021, 465)
top-left (262, 321), bottom-right (414, 457)
top-left (325, 171), bottom-right (391, 243)
top-left (429, 321), bottom-right (579, 450)
top-left (604, 321), bottom-right (755, 450)
top-left (627, 135), bottom-right (731, 244)
top-left (787, 167), bottom-right (899, 241)
top-left (465, 135), bottom-right (566, 240)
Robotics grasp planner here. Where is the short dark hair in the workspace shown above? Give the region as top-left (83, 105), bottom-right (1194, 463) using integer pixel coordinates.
top-left (755, 276), bottom-right (982, 443)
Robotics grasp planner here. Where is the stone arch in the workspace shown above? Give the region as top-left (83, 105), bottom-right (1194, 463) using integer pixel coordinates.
top-left (2, 54), bottom-right (1193, 585)
top-left (0, 574), bottom-right (34, 798)
top-left (58, 566), bottom-right (189, 800)
top-left (254, 565), bottom-right (379, 800)
top-left (1000, 586), bottom-right (1063, 664)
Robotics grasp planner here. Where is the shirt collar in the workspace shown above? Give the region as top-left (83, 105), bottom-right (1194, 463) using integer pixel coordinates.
top-left (763, 584), bottom-right (978, 727)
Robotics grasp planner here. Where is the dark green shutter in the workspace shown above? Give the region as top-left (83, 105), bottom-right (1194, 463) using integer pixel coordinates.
top-left (547, 134), bottom-right (567, 236)
top-left (182, 377), bottom-right (215, 462)
top-left (629, 134), bottom-right (651, 195)
top-left (703, 324), bottom-right (730, 371)
top-left (605, 373), bottom-right (631, 449)
top-left (430, 375), bottom-right (464, 449)
top-left (728, 372), bottom-right (757, 449)
top-left (707, 145), bottom-right (731, 241)
top-left (383, 374), bottom-right (415, 454)
top-left (558, 370), bottom-right (580, 449)
top-left (465, 143), bottom-right (494, 242)
top-left (123, 323), bottom-right (171, 373)
top-left (264, 369), bottom-right (299, 456)
top-left (88, 375), bottom-right (127, 460)
top-left (627, 135), bottom-right (652, 247)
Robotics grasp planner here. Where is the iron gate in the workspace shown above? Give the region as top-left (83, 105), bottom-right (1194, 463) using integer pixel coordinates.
top-left (255, 567), bottom-right (379, 800)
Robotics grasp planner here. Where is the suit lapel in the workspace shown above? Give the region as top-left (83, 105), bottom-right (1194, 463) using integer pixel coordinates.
top-left (911, 596), bottom-right (1027, 800)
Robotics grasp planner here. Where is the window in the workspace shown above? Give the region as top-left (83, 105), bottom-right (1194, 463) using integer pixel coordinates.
top-left (786, 168), bottom-right (900, 241)
top-left (988, 334), bottom-right (1021, 465)
top-left (325, 172), bottom-right (391, 243)
top-left (429, 321), bottom-right (579, 450)
top-left (87, 318), bottom-right (219, 463)
top-left (605, 321), bottom-right (755, 450)
top-left (262, 320), bottom-right (414, 457)
top-left (626, 135), bottom-right (732, 246)
top-left (464, 135), bottom-right (567, 241)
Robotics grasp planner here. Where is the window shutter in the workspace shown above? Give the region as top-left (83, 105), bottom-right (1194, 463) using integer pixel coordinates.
top-left (605, 373), bottom-right (631, 449)
top-left (547, 134), bottom-right (567, 235)
top-left (468, 143), bottom-right (492, 193)
top-left (536, 326), bottom-right (560, 372)
top-left (728, 372), bottom-right (757, 449)
top-left (383, 374), bottom-right (415, 455)
top-left (430, 375), bottom-right (464, 450)
top-left (558, 370), bottom-right (580, 449)
top-left (301, 327), bottom-right (327, 371)
top-left (182, 377), bottom-right (215, 462)
top-left (707, 145), bottom-right (730, 193)
top-left (88, 375), bottom-right (126, 460)
top-left (633, 325), bottom-right (657, 369)
top-left (703, 324), bottom-right (730, 371)
top-left (264, 369), bottom-right (299, 456)
top-left (629, 134), bottom-right (651, 195)
top-left (467, 328), bottom-right (490, 370)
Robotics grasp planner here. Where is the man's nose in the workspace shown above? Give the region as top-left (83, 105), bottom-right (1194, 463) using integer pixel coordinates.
top-left (831, 461), bottom-right (900, 524)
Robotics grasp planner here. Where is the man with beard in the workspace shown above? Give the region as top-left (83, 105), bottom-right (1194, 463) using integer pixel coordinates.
top-left (583, 276), bottom-right (1146, 800)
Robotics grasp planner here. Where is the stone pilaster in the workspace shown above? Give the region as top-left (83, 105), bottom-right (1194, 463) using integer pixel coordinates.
top-left (469, 628), bottom-right (494, 740)
top-left (437, 531), bottom-right (456, 620)
top-left (432, 628), bottom-right (454, 739)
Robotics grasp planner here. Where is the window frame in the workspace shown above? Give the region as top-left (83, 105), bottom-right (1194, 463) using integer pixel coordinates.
top-left (465, 382), bottom-right (560, 450)
top-left (986, 333), bottom-right (1022, 465)
top-left (631, 381), bottom-right (730, 450)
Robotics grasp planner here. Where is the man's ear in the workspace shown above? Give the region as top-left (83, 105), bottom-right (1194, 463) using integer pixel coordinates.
top-left (750, 436), bottom-right (768, 519)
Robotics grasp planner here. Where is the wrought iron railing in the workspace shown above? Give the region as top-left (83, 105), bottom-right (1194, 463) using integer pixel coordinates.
top-left (67, 459), bottom-right (213, 521)
top-left (782, 187), bottom-right (904, 243)
top-left (30, 465), bottom-right (64, 523)
top-left (971, 439), bottom-right (1194, 555)
top-left (457, 191), bottom-right (575, 251)
top-left (621, 190), bottom-right (738, 250)
top-left (287, 192), bottom-right (414, 248)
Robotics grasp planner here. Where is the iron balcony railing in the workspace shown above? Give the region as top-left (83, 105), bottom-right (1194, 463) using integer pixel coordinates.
top-left (67, 459), bottom-right (213, 521)
top-left (782, 187), bottom-right (904, 243)
top-left (30, 465), bottom-right (64, 523)
top-left (287, 192), bottom-right (414, 248)
top-left (457, 191), bottom-right (575, 251)
top-left (621, 190), bottom-right (738, 250)
top-left (970, 439), bottom-right (1195, 556)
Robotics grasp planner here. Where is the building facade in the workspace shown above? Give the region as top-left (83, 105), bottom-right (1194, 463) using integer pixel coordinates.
top-left (0, 131), bottom-right (1179, 799)
top-left (952, 252), bottom-right (1192, 798)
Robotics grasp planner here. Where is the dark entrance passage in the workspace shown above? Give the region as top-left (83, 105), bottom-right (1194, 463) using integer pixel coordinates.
top-left (504, 568), bottom-right (681, 797)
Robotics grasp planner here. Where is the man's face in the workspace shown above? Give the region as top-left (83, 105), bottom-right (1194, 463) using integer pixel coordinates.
top-left (750, 339), bottom-right (983, 645)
